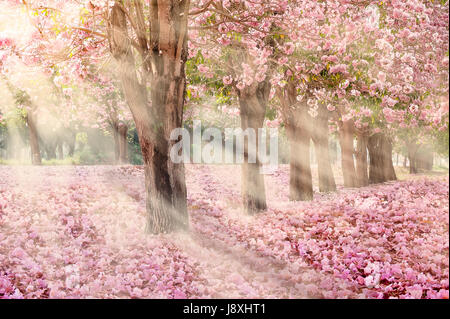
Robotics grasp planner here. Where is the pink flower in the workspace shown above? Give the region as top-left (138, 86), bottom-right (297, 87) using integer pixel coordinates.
top-left (327, 104), bottom-right (335, 112)
top-left (223, 75), bottom-right (233, 85)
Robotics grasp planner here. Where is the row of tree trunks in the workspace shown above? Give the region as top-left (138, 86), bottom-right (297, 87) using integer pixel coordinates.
top-left (26, 112), bottom-right (41, 165)
top-left (339, 120), bottom-right (357, 188)
top-left (367, 133), bottom-right (397, 183)
top-left (416, 148), bottom-right (433, 171)
top-left (238, 82), bottom-right (269, 213)
top-left (312, 105), bottom-right (336, 193)
top-left (407, 143), bottom-right (433, 173)
top-left (109, 1), bottom-right (190, 234)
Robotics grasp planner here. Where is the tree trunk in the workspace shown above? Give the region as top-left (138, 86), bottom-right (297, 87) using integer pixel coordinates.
top-left (278, 84), bottom-right (313, 201)
top-left (355, 133), bottom-right (369, 187)
top-left (26, 112), bottom-right (41, 165)
top-left (368, 133), bottom-right (397, 183)
top-left (384, 136), bottom-right (397, 181)
top-left (406, 142), bottom-right (419, 174)
top-left (45, 143), bottom-right (57, 160)
top-left (409, 154), bottom-right (417, 173)
top-left (67, 132), bottom-right (76, 157)
top-left (57, 141), bottom-right (64, 160)
top-left (112, 122), bottom-right (120, 164)
top-left (339, 120), bottom-right (356, 187)
top-left (118, 123), bottom-right (128, 164)
top-left (109, 1), bottom-right (189, 234)
top-left (286, 117), bottom-right (313, 201)
top-left (312, 106), bottom-right (336, 193)
top-left (238, 82), bottom-right (269, 213)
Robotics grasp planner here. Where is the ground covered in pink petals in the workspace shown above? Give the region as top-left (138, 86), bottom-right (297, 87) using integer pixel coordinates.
top-left (0, 165), bottom-right (448, 299)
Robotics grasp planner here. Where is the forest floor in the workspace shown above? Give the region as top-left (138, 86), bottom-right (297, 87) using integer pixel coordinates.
top-left (0, 164), bottom-right (448, 299)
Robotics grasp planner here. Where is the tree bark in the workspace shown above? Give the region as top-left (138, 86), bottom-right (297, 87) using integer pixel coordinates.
top-left (368, 133), bottom-right (397, 183)
top-left (238, 82), bottom-right (269, 213)
top-left (312, 105), bottom-right (336, 193)
top-left (26, 112), bottom-right (41, 165)
top-left (355, 133), bottom-right (369, 187)
top-left (109, 1), bottom-right (189, 234)
top-left (339, 120), bottom-right (356, 187)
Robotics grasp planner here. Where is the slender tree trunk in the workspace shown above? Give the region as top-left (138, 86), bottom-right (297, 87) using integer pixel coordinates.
top-left (118, 123), bottom-right (128, 164)
top-left (57, 141), bottom-right (63, 160)
top-left (67, 132), bottom-right (76, 157)
top-left (403, 155), bottom-right (407, 168)
top-left (110, 1), bottom-right (189, 234)
top-left (238, 82), bottom-right (269, 213)
top-left (26, 112), bottom-right (41, 165)
top-left (112, 122), bottom-right (120, 164)
top-left (312, 106), bottom-right (336, 193)
top-left (339, 120), bottom-right (356, 187)
top-left (355, 133), bottom-right (369, 187)
top-left (409, 154), bottom-right (417, 173)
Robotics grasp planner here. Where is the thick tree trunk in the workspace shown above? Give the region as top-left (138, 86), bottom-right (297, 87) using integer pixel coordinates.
top-left (118, 123), bottom-right (128, 164)
top-left (368, 133), bottom-right (397, 183)
top-left (110, 1), bottom-right (189, 234)
top-left (312, 106), bottom-right (336, 193)
top-left (238, 82), bottom-right (269, 213)
top-left (355, 133), bottom-right (369, 187)
top-left (339, 120), bottom-right (356, 187)
top-left (26, 112), bottom-right (41, 165)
